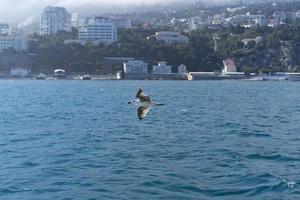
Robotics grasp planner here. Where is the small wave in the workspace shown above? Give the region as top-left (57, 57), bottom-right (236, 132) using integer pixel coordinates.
top-left (287, 181), bottom-right (296, 189)
top-left (246, 153), bottom-right (300, 162)
top-left (22, 161), bottom-right (39, 167)
top-left (240, 132), bottom-right (271, 138)
top-left (253, 123), bottom-right (274, 128)
top-left (267, 179), bottom-right (297, 192)
top-left (218, 122), bottom-right (241, 129)
top-left (221, 178), bottom-right (297, 197)
top-left (281, 179), bottom-right (296, 189)
top-left (141, 180), bottom-right (165, 187)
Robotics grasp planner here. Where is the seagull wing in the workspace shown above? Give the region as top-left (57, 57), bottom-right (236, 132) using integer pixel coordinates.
top-left (136, 88), bottom-right (143, 97)
top-left (137, 105), bottom-right (152, 120)
top-left (136, 88), bottom-right (151, 102)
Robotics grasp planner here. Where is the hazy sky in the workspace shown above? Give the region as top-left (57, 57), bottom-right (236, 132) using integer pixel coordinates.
top-left (0, 0), bottom-right (259, 22)
top-left (0, 0), bottom-right (196, 22)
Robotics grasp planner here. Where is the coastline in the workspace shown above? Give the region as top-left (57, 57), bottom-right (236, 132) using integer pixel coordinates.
top-left (0, 73), bottom-right (299, 81)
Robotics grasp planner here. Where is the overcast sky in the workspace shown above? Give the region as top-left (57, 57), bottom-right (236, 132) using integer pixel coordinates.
top-left (0, 0), bottom-right (276, 22)
top-left (0, 0), bottom-right (197, 21)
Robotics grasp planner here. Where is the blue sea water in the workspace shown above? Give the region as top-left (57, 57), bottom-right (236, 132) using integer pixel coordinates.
top-left (0, 80), bottom-right (300, 200)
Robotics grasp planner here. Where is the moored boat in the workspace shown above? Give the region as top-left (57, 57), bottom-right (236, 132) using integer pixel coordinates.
top-left (81, 74), bottom-right (92, 80)
top-left (53, 69), bottom-right (66, 79)
top-left (36, 73), bottom-right (46, 80)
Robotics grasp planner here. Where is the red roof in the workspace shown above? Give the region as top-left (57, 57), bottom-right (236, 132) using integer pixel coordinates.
top-left (223, 59), bottom-right (235, 66)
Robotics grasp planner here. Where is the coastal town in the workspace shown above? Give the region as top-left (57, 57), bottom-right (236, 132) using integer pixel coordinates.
top-left (1, 0), bottom-right (300, 80)
top-left (1, 2), bottom-right (300, 199)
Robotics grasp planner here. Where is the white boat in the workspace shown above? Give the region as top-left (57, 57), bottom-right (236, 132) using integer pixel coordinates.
top-left (81, 74), bottom-right (92, 80)
top-left (36, 73), bottom-right (46, 80)
top-left (286, 73), bottom-right (300, 81)
top-left (116, 71), bottom-right (123, 80)
top-left (53, 69), bottom-right (66, 79)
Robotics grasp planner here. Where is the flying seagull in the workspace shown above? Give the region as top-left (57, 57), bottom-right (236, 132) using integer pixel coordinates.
top-left (128, 88), bottom-right (163, 120)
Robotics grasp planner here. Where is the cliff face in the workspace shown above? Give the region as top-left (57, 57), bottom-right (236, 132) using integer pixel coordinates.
top-left (237, 41), bottom-right (300, 71)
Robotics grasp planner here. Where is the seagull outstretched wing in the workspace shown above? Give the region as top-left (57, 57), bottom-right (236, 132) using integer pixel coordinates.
top-left (137, 105), bottom-right (152, 120)
top-left (136, 88), bottom-right (151, 102)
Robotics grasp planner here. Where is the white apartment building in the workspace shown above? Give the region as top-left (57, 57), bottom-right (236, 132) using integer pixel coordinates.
top-left (211, 14), bottom-right (226, 25)
top-left (0, 24), bottom-right (12, 35)
top-left (40, 6), bottom-right (72, 35)
top-left (152, 62), bottom-right (172, 74)
top-left (123, 60), bottom-right (148, 73)
top-left (189, 17), bottom-right (208, 31)
top-left (295, 10), bottom-right (300, 18)
top-left (227, 14), bottom-right (266, 27)
top-left (254, 15), bottom-right (267, 26)
top-left (78, 17), bottom-right (117, 44)
top-left (71, 13), bottom-right (79, 28)
top-left (0, 35), bottom-right (27, 52)
top-left (178, 64), bottom-right (187, 73)
top-left (151, 31), bottom-right (189, 45)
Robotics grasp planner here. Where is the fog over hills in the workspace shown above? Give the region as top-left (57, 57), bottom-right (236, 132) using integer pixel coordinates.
top-left (0, 0), bottom-right (299, 23)
top-left (0, 0), bottom-right (194, 21)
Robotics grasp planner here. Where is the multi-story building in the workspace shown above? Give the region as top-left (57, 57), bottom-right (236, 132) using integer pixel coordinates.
top-left (211, 14), bottom-right (226, 25)
top-left (0, 34), bottom-right (27, 52)
top-left (115, 19), bottom-right (132, 29)
top-left (228, 15), bottom-right (253, 26)
top-left (0, 22), bottom-right (28, 52)
top-left (78, 17), bottom-right (117, 44)
top-left (242, 36), bottom-right (263, 46)
top-left (275, 11), bottom-right (287, 23)
top-left (295, 10), bottom-right (300, 18)
top-left (124, 60), bottom-right (148, 74)
top-left (189, 17), bottom-right (208, 31)
top-left (254, 15), bottom-right (267, 26)
top-left (0, 24), bottom-right (12, 35)
top-left (226, 14), bottom-right (267, 27)
top-left (152, 62), bottom-right (172, 74)
top-left (40, 6), bottom-right (72, 35)
top-left (178, 64), bottom-right (187, 73)
top-left (0, 36), bottom-right (14, 50)
top-left (269, 11), bottom-right (287, 27)
top-left (150, 31), bottom-right (189, 45)
top-left (71, 13), bottom-right (79, 28)
top-left (269, 16), bottom-right (279, 27)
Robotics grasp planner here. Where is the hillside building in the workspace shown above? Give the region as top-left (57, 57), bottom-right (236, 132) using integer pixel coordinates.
top-left (148, 31), bottom-right (189, 45)
top-left (40, 6), bottom-right (72, 35)
top-left (222, 59), bottom-right (237, 74)
top-left (178, 64), bottom-right (187, 73)
top-left (152, 62), bottom-right (172, 74)
top-left (78, 17), bottom-right (117, 44)
top-left (124, 60), bottom-right (148, 74)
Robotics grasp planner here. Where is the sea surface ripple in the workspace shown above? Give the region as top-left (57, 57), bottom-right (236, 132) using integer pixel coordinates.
top-left (0, 80), bottom-right (299, 200)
